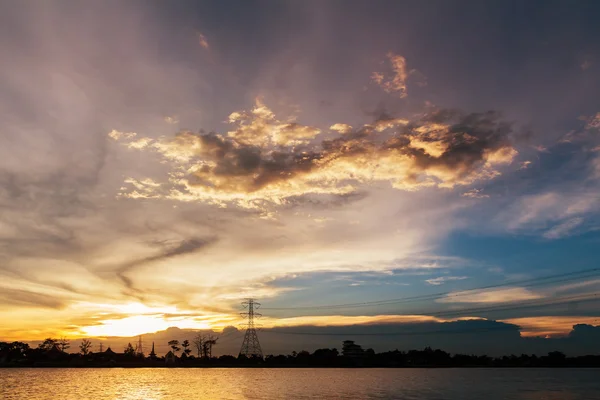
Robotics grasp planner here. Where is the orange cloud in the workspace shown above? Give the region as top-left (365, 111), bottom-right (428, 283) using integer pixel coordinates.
top-left (372, 52), bottom-right (427, 98)
top-left (372, 53), bottom-right (409, 97)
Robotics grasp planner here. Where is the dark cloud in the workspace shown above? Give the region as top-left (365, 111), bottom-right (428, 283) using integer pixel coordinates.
top-left (116, 236), bottom-right (218, 290)
top-left (0, 288), bottom-right (67, 309)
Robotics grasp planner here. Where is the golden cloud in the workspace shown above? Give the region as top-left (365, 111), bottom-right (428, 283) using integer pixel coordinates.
top-left (226, 99), bottom-right (321, 146)
top-left (372, 53), bottom-right (409, 97)
top-left (329, 123), bottom-right (353, 134)
top-left (371, 52), bottom-right (427, 98)
top-left (111, 102), bottom-right (517, 208)
top-left (108, 129), bottom-right (136, 141)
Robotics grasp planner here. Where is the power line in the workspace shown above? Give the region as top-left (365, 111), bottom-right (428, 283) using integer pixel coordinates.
top-left (262, 267), bottom-right (600, 310)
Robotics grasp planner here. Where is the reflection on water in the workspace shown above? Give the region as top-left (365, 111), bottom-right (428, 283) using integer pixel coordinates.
top-left (1, 368), bottom-right (599, 400)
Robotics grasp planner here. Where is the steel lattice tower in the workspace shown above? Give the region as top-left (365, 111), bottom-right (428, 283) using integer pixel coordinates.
top-left (239, 298), bottom-right (263, 358)
top-left (135, 335), bottom-right (144, 356)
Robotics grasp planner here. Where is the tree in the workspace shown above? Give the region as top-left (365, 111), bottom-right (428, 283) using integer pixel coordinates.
top-left (202, 335), bottom-right (218, 359)
top-left (168, 340), bottom-right (180, 354)
top-left (38, 338), bottom-right (57, 351)
top-left (182, 340), bottom-right (191, 356)
top-left (0, 342), bottom-right (30, 361)
top-left (57, 337), bottom-right (70, 352)
top-left (79, 339), bottom-right (92, 356)
top-left (192, 333), bottom-right (204, 357)
top-left (124, 343), bottom-right (136, 357)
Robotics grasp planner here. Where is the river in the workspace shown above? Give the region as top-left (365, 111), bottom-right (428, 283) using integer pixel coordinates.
top-left (1, 368), bottom-right (599, 399)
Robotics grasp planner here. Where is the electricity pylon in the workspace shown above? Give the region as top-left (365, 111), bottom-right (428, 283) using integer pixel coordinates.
top-left (135, 335), bottom-right (144, 357)
top-left (239, 298), bottom-right (263, 358)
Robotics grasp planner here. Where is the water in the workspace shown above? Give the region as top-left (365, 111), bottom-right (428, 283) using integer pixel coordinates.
top-left (1, 368), bottom-right (599, 399)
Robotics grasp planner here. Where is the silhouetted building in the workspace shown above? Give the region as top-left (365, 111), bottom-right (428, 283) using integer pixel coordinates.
top-left (342, 340), bottom-right (364, 358)
top-left (104, 347), bottom-right (116, 356)
top-left (165, 351), bottom-right (177, 365)
top-left (149, 342), bottom-right (157, 360)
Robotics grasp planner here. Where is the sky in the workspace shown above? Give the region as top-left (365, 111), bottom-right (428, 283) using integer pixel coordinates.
top-left (1, 0), bottom-right (599, 355)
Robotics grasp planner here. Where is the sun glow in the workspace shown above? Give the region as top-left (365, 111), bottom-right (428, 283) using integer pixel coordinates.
top-left (71, 302), bottom-right (239, 337)
top-left (81, 315), bottom-right (212, 337)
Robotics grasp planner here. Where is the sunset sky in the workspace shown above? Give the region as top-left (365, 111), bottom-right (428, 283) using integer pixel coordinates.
top-left (1, 0), bottom-right (599, 350)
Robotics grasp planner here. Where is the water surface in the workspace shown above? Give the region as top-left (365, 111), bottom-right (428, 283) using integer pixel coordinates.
top-left (1, 368), bottom-right (599, 399)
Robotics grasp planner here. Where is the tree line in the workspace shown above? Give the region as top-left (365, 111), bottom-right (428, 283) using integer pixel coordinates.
top-left (2, 339), bottom-right (600, 368)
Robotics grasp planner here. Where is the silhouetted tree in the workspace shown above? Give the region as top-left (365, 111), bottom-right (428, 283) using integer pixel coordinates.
top-left (38, 338), bottom-right (57, 351)
top-left (168, 340), bottom-right (180, 354)
top-left (79, 339), bottom-right (92, 356)
top-left (124, 343), bottom-right (136, 357)
top-left (57, 337), bottom-right (70, 352)
top-left (202, 335), bottom-right (218, 358)
top-left (182, 340), bottom-right (191, 356)
top-left (0, 342), bottom-right (30, 361)
top-left (192, 333), bottom-right (203, 357)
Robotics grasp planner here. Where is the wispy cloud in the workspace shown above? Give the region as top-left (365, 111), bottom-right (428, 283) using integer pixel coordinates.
top-left (425, 276), bottom-right (468, 285)
top-left (462, 189), bottom-right (489, 199)
top-left (543, 217), bottom-right (584, 239)
top-left (438, 287), bottom-right (543, 304)
top-left (198, 33), bottom-right (209, 50)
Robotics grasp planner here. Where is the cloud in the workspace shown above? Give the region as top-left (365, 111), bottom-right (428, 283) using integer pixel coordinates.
top-left (0, 288), bottom-right (67, 309)
top-left (425, 276), bottom-right (468, 285)
top-left (543, 217), bottom-right (584, 239)
top-left (1, 0), bottom-right (596, 346)
top-left (372, 53), bottom-right (409, 97)
top-left (501, 192), bottom-right (599, 236)
top-left (371, 52), bottom-right (427, 98)
top-left (112, 103), bottom-right (517, 209)
top-left (586, 112), bottom-right (600, 130)
top-left (198, 33), bottom-right (209, 50)
top-left (438, 287), bottom-right (544, 304)
top-left (519, 160), bottom-right (532, 170)
top-left (502, 316), bottom-right (600, 337)
top-left (108, 130), bottom-right (136, 141)
top-left (462, 189), bottom-right (489, 199)
top-left (329, 123), bottom-right (353, 134)
top-left (164, 116), bottom-right (179, 125)
top-left (218, 99), bottom-right (322, 147)
top-left (264, 314), bottom-right (460, 328)
top-left (116, 237), bottom-right (218, 289)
